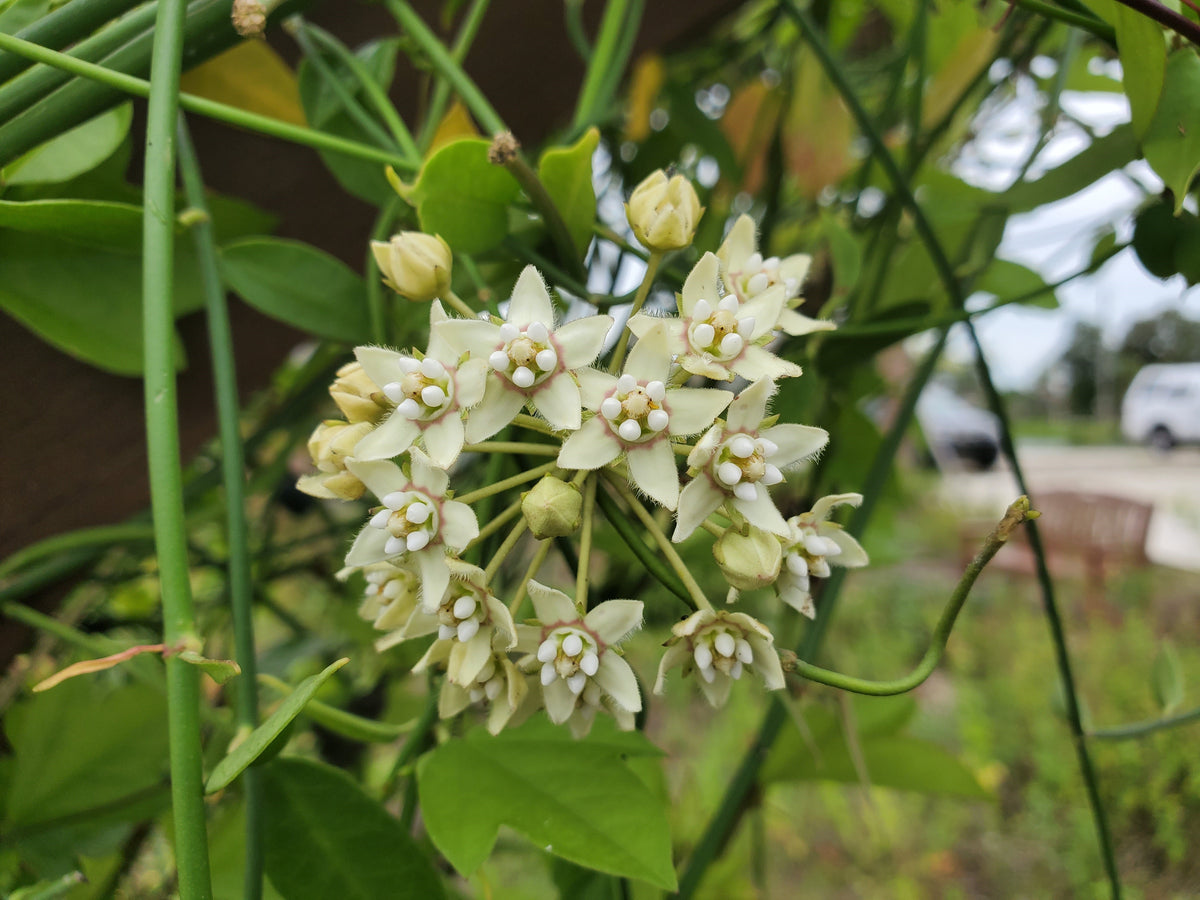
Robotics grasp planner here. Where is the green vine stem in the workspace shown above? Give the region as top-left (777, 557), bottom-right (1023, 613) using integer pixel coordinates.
top-left (571, 0), bottom-right (643, 135)
top-left (790, 498), bottom-right (1033, 694)
top-left (0, 523), bottom-right (154, 580)
top-left (575, 476), bottom-right (597, 609)
top-left (417, 0), bottom-right (490, 150)
top-left (464, 496), bottom-right (525, 551)
top-left (441, 288), bottom-right (478, 320)
top-left (1090, 706), bottom-right (1200, 740)
top-left (385, 0), bottom-right (506, 136)
top-left (365, 198), bottom-right (400, 344)
top-left (483, 518), bottom-right (530, 582)
top-left (0, 31), bottom-right (417, 171)
top-left (177, 120), bottom-right (262, 900)
top-left (142, 0), bottom-right (212, 894)
top-left (1009, 0), bottom-right (1117, 44)
top-left (0, 0), bottom-right (141, 84)
top-left (508, 539), bottom-right (552, 618)
top-left (591, 485), bottom-right (691, 608)
top-left (461, 441), bottom-right (559, 456)
top-left (456, 460), bottom-right (559, 505)
top-left (608, 250), bottom-right (662, 373)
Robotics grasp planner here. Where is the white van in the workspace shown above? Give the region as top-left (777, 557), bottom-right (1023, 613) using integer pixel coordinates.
top-left (1121, 363), bottom-right (1200, 450)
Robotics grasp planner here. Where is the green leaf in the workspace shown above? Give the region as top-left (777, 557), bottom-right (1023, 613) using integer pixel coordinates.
top-left (2, 104), bottom-right (133, 186)
top-left (219, 238), bottom-right (370, 343)
top-left (973, 259), bottom-right (1057, 309)
top-left (408, 138), bottom-right (520, 254)
top-left (1143, 50), bottom-right (1200, 214)
top-left (176, 650), bottom-right (241, 685)
top-left (0, 0), bottom-right (50, 33)
top-left (537, 127), bottom-right (600, 256)
top-left (0, 199), bottom-right (142, 252)
top-left (1002, 125), bottom-right (1138, 213)
top-left (1151, 641), bottom-right (1184, 715)
top-left (1132, 198), bottom-right (1200, 283)
top-left (822, 213), bottom-right (862, 295)
top-left (417, 717), bottom-right (676, 889)
top-left (1114, 4), bottom-right (1166, 139)
top-left (260, 758), bottom-right (446, 900)
top-left (0, 229), bottom-right (202, 375)
top-left (205, 658), bottom-right (348, 793)
top-left (297, 38), bottom-right (399, 204)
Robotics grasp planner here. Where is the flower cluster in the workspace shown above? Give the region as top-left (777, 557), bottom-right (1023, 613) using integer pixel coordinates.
top-left (299, 169), bottom-right (867, 735)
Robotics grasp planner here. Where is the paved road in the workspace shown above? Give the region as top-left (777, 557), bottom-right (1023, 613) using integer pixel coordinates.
top-left (937, 444), bottom-right (1200, 571)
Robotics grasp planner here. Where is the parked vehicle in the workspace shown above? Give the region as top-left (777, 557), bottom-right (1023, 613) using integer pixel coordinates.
top-left (1121, 363), bottom-right (1200, 450)
top-left (916, 382), bottom-right (1001, 470)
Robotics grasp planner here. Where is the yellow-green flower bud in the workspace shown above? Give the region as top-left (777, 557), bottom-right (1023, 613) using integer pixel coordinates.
top-left (370, 231), bottom-right (452, 302)
top-left (625, 170), bottom-right (703, 252)
top-left (713, 526), bottom-right (782, 592)
top-left (329, 361), bottom-right (390, 424)
top-left (521, 475), bottom-right (583, 539)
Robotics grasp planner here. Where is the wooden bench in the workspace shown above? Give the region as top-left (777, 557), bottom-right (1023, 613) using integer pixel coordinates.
top-left (959, 491), bottom-right (1154, 616)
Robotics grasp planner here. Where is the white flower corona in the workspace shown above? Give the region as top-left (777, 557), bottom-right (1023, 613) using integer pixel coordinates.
top-left (654, 608), bottom-right (785, 707)
top-left (777, 493), bottom-right (869, 618)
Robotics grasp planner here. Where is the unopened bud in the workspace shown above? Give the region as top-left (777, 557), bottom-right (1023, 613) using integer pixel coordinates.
top-left (713, 526), bottom-right (782, 591)
top-left (371, 232), bottom-right (452, 302)
top-left (330, 361), bottom-right (390, 424)
top-left (625, 170), bottom-right (703, 252)
top-left (521, 475), bottom-right (583, 539)
top-left (307, 419), bottom-right (373, 473)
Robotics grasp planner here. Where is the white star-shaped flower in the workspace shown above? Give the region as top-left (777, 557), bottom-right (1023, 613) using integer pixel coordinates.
top-left (654, 608), bottom-right (785, 707)
top-left (436, 266), bottom-right (613, 441)
top-left (556, 327), bottom-right (731, 509)
top-left (673, 378), bottom-right (828, 542)
top-left (514, 582), bottom-right (643, 738)
top-left (341, 451), bottom-right (479, 606)
top-left (350, 302), bottom-right (488, 469)
top-left (778, 493), bottom-right (869, 618)
top-left (628, 252), bottom-right (801, 382)
top-left (435, 651), bottom-right (531, 735)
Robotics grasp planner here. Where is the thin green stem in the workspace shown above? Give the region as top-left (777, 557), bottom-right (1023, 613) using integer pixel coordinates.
top-left (142, 0), bottom-right (211, 893)
top-left (366, 199), bottom-right (399, 344)
top-left (791, 499), bottom-right (1032, 694)
top-left (592, 481), bottom-right (692, 607)
top-left (300, 20), bottom-right (421, 160)
top-left (575, 476), bottom-right (597, 609)
top-left (512, 413), bottom-right (556, 436)
top-left (1090, 706), bottom-right (1200, 740)
top-left (462, 441), bottom-right (559, 456)
top-left (484, 518), bottom-right (529, 582)
top-left (0, 31), bottom-right (417, 171)
top-left (1, 599), bottom-right (122, 657)
top-left (0, 523), bottom-right (154, 579)
top-left (259, 674), bottom-right (414, 742)
top-left (465, 496), bottom-right (525, 550)
top-left (572, 0), bottom-right (640, 134)
top-left (503, 237), bottom-right (596, 301)
top-left (442, 288), bottom-right (477, 320)
top-left (418, 0), bottom-right (490, 150)
top-left (603, 472), bottom-right (711, 611)
top-left (608, 251), bottom-right (662, 373)
top-left (456, 460), bottom-right (558, 505)
top-left (177, 120), bottom-right (261, 900)
top-left (386, 677), bottom-right (440, 794)
top-left (509, 539), bottom-right (552, 618)
top-left (563, 0), bottom-right (591, 62)
top-left (1009, 0), bottom-right (1117, 44)
top-left (0, 0), bottom-right (142, 84)
top-left (385, 0), bottom-right (506, 135)
top-left (498, 147), bottom-right (589, 282)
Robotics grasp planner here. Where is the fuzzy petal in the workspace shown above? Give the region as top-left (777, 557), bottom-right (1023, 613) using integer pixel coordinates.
top-left (345, 458), bottom-right (410, 500)
top-left (542, 677), bottom-right (577, 724)
top-left (527, 580), bottom-right (579, 625)
top-left (422, 414), bottom-right (465, 468)
top-left (734, 486), bottom-right (789, 536)
top-left (696, 672), bottom-right (733, 708)
top-left (484, 594), bottom-right (518, 649)
top-left (577, 367), bottom-right (617, 410)
top-left (451, 630), bottom-right (493, 685)
top-left (680, 252), bottom-right (720, 318)
top-left (436, 318), bottom-right (502, 358)
top-left (822, 526), bottom-right (870, 568)
top-left (666, 387), bottom-right (733, 436)
top-left (673, 477), bottom-right (726, 542)
top-left (465, 379), bottom-right (525, 442)
top-left (439, 500), bottom-right (479, 551)
top-left (628, 440), bottom-right (680, 510)
top-left (593, 654), bottom-right (642, 712)
top-left (623, 328), bottom-right (672, 382)
top-left (416, 550), bottom-right (451, 609)
top-left (732, 346), bottom-right (803, 381)
top-left (557, 417), bottom-right (621, 470)
top-left (507, 266), bottom-right (556, 327)
top-left (810, 492), bottom-right (863, 522)
top-left (408, 448), bottom-right (450, 495)
top-left (439, 681), bottom-right (471, 718)
top-left (352, 413), bottom-right (420, 461)
top-left (455, 358), bottom-right (489, 408)
top-left (740, 287), bottom-right (786, 339)
top-left (555, 314), bottom-right (614, 368)
top-left (653, 642), bottom-right (691, 693)
top-left (762, 423), bottom-right (829, 466)
top-left (584, 599), bottom-right (643, 645)
top-left (717, 214), bottom-right (757, 273)
top-left (628, 313), bottom-right (685, 347)
top-left (778, 308), bottom-right (835, 336)
top-left (725, 378), bottom-right (775, 432)
top-left (531, 374), bottom-right (582, 431)
top-left (750, 636), bottom-right (785, 690)
top-left (354, 345), bottom-right (407, 389)
top-left (343, 523), bottom-right (390, 569)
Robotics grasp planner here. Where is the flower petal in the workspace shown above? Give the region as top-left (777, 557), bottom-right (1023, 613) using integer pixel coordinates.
top-left (352, 413), bottom-right (420, 461)
top-left (623, 328), bottom-right (672, 382)
top-left (436, 318), bottom-right (502, 358)
top-left (696, 672), bottom-right (733, 707)
top-left (750, 635), bottom-right (785, 690)
top-left (507, 266), bottom-right (555, 327)
top-left (452, 630), bottom-right (493, 684)
top-left (725, 378), bottom-right (775, 432)
top-left (527, 580), bottom-right (579, 624)
top-left (439, 681), bottom-right (471, 718)
top-left (810, 492), bottom-right (862, 522)
top-left (778, 308), bottom-right (835, 336)
top-left (731, 346), bottom-right (803, 381)
top-left (354, 346), bottom-right (406, 389)
top-left (439, 500), bottom-right (479, 551)
top-left (422, 414), bottom-right (465, 468)
top-left (740, 288), bottom-right (786, 339)
top-left (628, 440), bottom-right (680, 510)
top-left (557, 417), bottom-right (621, 470)
top-left (345, 459), bottom-right (409, 501)
top-left (733, 485), bottom-right (789, 536)
top-left (673, 477), bottom-right (725, 542)
top-left (593, 654), bottom-right (642, 713)
top-left (455, 358), bottom-right (489, 408)
top-left (416, 550), bottom-right (451, 609)
top-left (484, 594), bottom-right (518, 649)
top-left (555, 314), bottom-right (614, 368)
top-left (628, 313), bottom-right (685, 346)
top-left (822, 526), bottom-right (869, 568)
top-left (666, 387), bottom-right (732, 436)
top-left (717, 214), bottom-right (756, 274)
top-left (653, 642), bottom-right (690, 693)
top-left (584, 599), bottom-right (643, 645)
top-left (465, 379), bottom-right (525, 443)
top-left (542, 677), bottom-right (577, 724)
top-left (531, 374), bottom-right (582, 431)
top-left (680, 252), bottom-right (720, 318)
top-left (408, 448), bottom-right (449, 495)
top-left (762, 423), bottom-right (829, 465)
top-left (343, 523), bottom-right (390, 569)
top-left (577, 367), bottom-right (617, 410)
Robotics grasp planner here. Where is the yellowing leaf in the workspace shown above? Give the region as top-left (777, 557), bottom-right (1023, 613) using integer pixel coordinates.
top-left (785, 54), bottom-right (854, 199)
top-left (428, 100), bottom-right (479, 154)
top-left (720, 80), bottom-right (784, 194)
top-left (180, 40), bottom-right (306, 126)
top-left (623, 54), bottom-right (665, 142)
top-left (922, 27), bottom-right (999, 129)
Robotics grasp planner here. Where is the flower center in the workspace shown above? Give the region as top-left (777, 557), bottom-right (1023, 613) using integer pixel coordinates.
top-left (383, 356), bottom-right (453, 421)
top-left (369, 489), bottom-right (440, 555)
top-left (714, 434), bottom-right (784, 501)
top-left (687, 296), bottom-right (755, 360)
top-left (600, 374), bottom-right (669, 443)
top-left (467, 655), bottom-right (508, 703)
top-left (692, 625), bottom-right (754, 683)
top-left (536, 626), bottom-right (601, 695)
top-left (436, 584), bottom-right (488, 642)
top-left (784, 524), bottom-right (841, 584)
top-left (734, 252), bottom-right (800, 301)
top-left (488, 321), bottom-right (558, 389)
